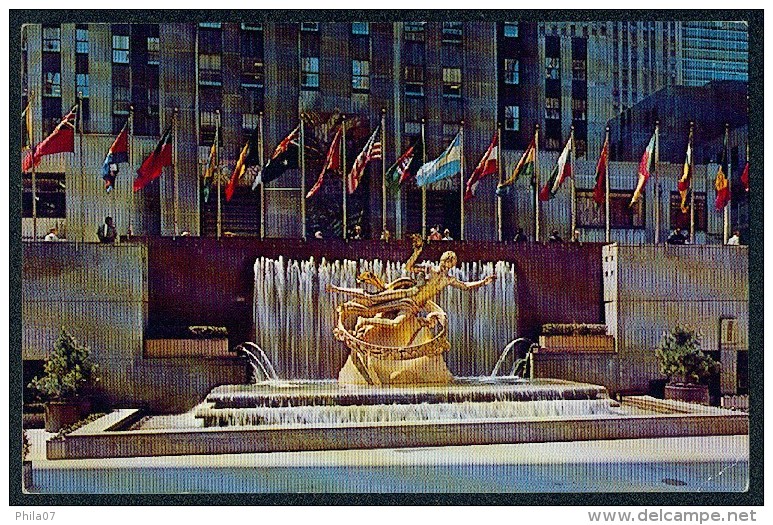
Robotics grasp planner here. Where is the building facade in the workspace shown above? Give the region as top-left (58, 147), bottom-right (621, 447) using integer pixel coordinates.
top-left (20, 21), bottom-right (748, 244)
top-left (681, 21), bottom-right (748, 87)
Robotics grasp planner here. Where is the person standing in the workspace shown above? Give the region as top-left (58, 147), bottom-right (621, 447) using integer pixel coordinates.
top-left (428, 226), bottom-right (442, 241)
top-left (513, 227), bottom-right (527, 243)
top-left (548, 229), bottom-right (563, 243)
top-left (352, 225), bottom-right (363, 240)
top-left (97, 216), bottom-right (117, 244)
top-left (727, 230), bottom-right (741, 245)
top-left (44, 227), bottom-right (59, 241)
top-left (442, 229), bottom-right (453, 241)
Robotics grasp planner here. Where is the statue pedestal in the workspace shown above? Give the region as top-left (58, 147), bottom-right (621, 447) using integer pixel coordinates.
top-left (338, 352), bottom-right (453, 386)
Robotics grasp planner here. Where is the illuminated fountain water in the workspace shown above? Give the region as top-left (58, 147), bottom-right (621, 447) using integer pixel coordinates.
top-left (196, 239), bottom-right (616, 429)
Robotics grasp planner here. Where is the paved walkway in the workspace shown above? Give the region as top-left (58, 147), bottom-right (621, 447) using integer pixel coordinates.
top-left (26, 431), bottom-right (748, 493)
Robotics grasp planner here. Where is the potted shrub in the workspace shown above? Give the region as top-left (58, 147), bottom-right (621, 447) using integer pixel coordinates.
top-left (28, 328), bottom-right (99, 432)
top-left (656, 326), bottom-right (719, 405)
top-left (22, 430), bottom-right (32, 491)
top-left (538, 323), bottom-right (614, 352)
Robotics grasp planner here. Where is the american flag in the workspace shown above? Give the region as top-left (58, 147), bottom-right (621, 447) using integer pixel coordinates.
top-left (346, 126), bottom-right (382, 194)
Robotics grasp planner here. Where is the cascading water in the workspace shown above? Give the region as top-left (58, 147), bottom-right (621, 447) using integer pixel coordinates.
top-left (253, 256), bottom-right (518, 379)
top-left (234, 343), bottom-right (279, 382)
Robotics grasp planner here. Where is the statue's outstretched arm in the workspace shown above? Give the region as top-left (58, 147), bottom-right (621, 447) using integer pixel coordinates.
top-left (450, 274), bottom-right (496, 291)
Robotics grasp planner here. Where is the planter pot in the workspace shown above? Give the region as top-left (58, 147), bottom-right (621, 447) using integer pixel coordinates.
top-left (145, 338), bottom-right (230, 358)
top-left (22, 460), bottom-right (33, 492)
top-left (538, 334), bottom-right (615, 353)
top-left (44, 401), bottom-right (83, 433)
top-left (665, 383), bottom-right (710, 405)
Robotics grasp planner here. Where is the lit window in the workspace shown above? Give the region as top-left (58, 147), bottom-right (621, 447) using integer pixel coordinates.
top-left (505, 105), bottom-right (519, 131)
top-left (241, 23), bottom-right (263, 31)
top-left (301, 57), bottom-right (319, 88)
top-left (545, 56), bottom-right (560, 79)
top-left (404, 65), bottom-right (424, 97)
top-left (112, 35), bottom-right (129, 63)
top-left (352, 22), bottom-right (369, 35)
top-left (442, 67), bottom-right (462, 97)
top-left (442, 22), bottom-right (462, 43)
top-left (404, 22), bottom-right (425, 41)
top-left (147, 37), bottom-right (159, 65)
top-left (76, 27), bottom-right (89, 54)
top-left (545, 97), bottom-right (560, 119)
top-left (199, 22), bottom-right (222, 28)
top-left (198, 54), bottom-right (222, 85)
top-left (504, 23), bottom-right (519, 38)
top-left (404, 121), bottom-right (422, 135)
top-left (76, 73), bottom-right (89, 98)
top-left (43, 72), bottom-right (61, 97)
top-left (43, 26), bottom-right (61, 52)
top-left (572, 59), bottom-right (586, 81)
top-left (301, 22), bottom-right (319, 32)
top-left (504, 59), bottom-right (519, 84)
top-left (352, 60), bottom-right (370, 92)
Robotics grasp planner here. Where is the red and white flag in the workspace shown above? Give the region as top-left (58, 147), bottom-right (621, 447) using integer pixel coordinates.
top-left (464, 132), bottom-right (498, 201)
top-left (346, 126), bottom-right (382, 194)
top-left (306, 125), bottom-right (342, 199)
top-left (22, 105), bottom-right (77, 172)
top-left (677, 132), bottom-right (693, 213)
top-left (592, 136), bottom-right (609, 206)
top-left (631, 132), bottom-right (656, 206)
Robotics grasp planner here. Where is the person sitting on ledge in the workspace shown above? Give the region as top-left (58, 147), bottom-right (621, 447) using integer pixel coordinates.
top-left (352, 225), bottom-right (363, 240)
top-left (328, 235), bottom-right (495, 317)
top-left (513, 227), bottom-right (527, 243)
top-left (44, 227), bottom-right (59, 242)
top-left (727, 230), bottom-right (740, 245)
top-left (97, 216), bottom-right (117, 244)
top-left (667, 228), bottom-right (687, 245)
top-left (548, 229), bottom-right (563, 243)
top-left (442, 229), bottom-right (453, 241)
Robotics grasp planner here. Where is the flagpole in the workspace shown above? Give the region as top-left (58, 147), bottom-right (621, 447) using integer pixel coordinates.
top-left (128, 106), bottom-right (134, 237)
top-left (654, 121), bottom-right (660, 245)
top-left (724, 123), bottom-right (731, 243)
top-left (381, 108), bottom-right (387, 234)
top-left (570, 125), bottom-right (576, 239)
top-left (216, 110), bottom-right (222, 240)
top-left (534, 125), bottom-right (541, 242)
top-left (258, 111), bottom-right (265, 240)
top-left (78, 92), bottom-right (85, 243)
top-left (421, 118), bottom-right (427, 238)
top-left (27, 93), bottom-right (37, 241)
top-left (689, 122), bottom-right (695, 242)
top-left (497, 123), bottom-right (503, 242)
top-left (342, 115), bottom-right (347, 240)
top-left (173, 107), bottom-right (179, 239)
top-left (459, 122), bottom-right (465, 241)
top-left (300, 115), bottom-right (306, 240)
top-left (604, 127), bottom-right (611, 243)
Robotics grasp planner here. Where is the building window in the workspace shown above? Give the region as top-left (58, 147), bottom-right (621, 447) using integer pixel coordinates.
top-left (352, 59), bottom-right (370, 92)
top-left (112, 35), bottom-right (129, 63)
top-left (545, 56), bottom-right (560, 79)
top-left (545, 97), bottom-right (560, 120)
top-left (43, 72), bottom-right (61, 97)
top-left (147, 36), bottom-right (159, 65)
top-left (241, 23), bottom-right (262, 31)
top-left (198, 54), bottom-right (222, 85)
top-left (505, 105), bottom-right (520, 131)
top-left (572, 98), bottom-right (586, 121)
top-left (404, 121), bottom-right (422, 135)
top-left (504, 22), bottom-right (519, 38)
top-left (76, 73), bottom-right (89, 98)
top-left (442, 22), bottom-right (463, 44)
top-left (242, 85), bottom-right (263, 117)
top-left (404, 65), bottom-right (424, 97)
top-left (42, 25), bottom-right (61, 52)
top-left (572, 59), bottom-right (587, 81)
top-left (504, 59), bottom-right (519, 84)
top-left (199, 22), bottom-right (222, 29)
top-left (22, 173), bottom-right (66, 218)
top-left (242, 60), bottom-right (264, 87)
top-left (669, 191), bottom-right (707, 232)
top-left (404, 22), bottom-right (425, 41)
top-left (442, 67), bottom-right (462, 97)
top-left (442, 123), bottom-right (459, 141)
top-left (76, 26), bottom-right (89, 54)
top-left (352, 22), bottom-right (369, 35)
top-left (577, 190), bottom-right (645, 229)
top-left (301, 57), bottom-right (320, 89)
top-left (301, 22), bottom-right (319, 32)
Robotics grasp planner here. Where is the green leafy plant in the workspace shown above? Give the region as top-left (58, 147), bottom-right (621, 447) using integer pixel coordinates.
top-left (541, 323), bottom-right (607, 336)
top-left (28, 328), bottom-right (98, 401)
top-left (188, 326), bottom-right (228, 339)
top-left (655, 326), bottom-right (720, 385)
top-left (22, 430), bottom-right (30, 460)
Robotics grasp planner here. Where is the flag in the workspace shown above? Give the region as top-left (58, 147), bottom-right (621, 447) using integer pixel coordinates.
top-left (101, 122), bottom-right (129, 193)
top-left (677, 133), bottom-right (692, 213)
top-left (386, 138), bottom-right (423, 187)
top-left (539, 135), bottom-right (572, 201)
top-left (226, 126), bottom-right (261, 202)
top-left (740, 161), bottom-right (749, 192)
top-left (464, 132), bottom-right (498, 201)
top-left (592, 136), bottom-right (609, 206)
top-left (252, 125), bottom-right (300, 189)
top-left (497, 137), bottom-right (535, 195)
top-left (346, 126), bottom-right (382, 194)
top-left (22, 105), bottom-right (77, 172)
top-left (134, 126), bottom-right (173, 192)
top-left (306, 125), bottom-right (342, 198)
top-left (714, 165), bottom-right (730, 211)
top-left (416, 132), bottom-right (461, 187)
top-left (631, 132), bottom-right (656, 206)
top-left (201, 129), bottom-right (218, 203)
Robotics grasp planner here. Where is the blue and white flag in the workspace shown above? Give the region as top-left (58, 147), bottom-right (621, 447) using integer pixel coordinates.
top-left (416, 132), bottom-right (461, 187)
